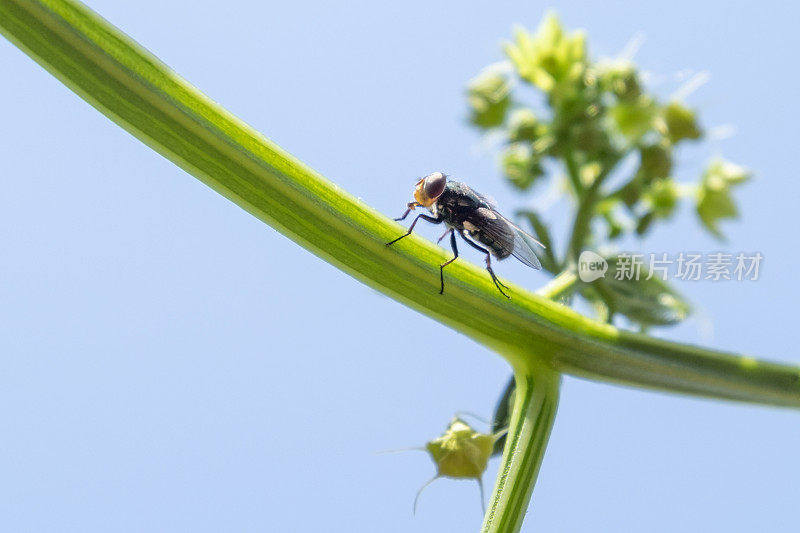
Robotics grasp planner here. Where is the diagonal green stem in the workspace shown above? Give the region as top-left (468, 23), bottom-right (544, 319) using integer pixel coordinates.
top-left (482, 367), bottom-right (560, 533)
top-left (1, 1), bottom-right (799, 408)
top-left (536, 270), bottom-right (579, 301)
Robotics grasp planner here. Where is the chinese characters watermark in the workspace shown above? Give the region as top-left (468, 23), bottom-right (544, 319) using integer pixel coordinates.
top-left (578, 251), bottom-right (763, 283)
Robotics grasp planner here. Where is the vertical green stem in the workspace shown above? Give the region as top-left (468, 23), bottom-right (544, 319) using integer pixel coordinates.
top-left (564, 149), bottom-right (584, 197)
top-left (482, 366), bottom-right (561, 533)
top-left (565, 154), bottom-right (623, 264)
top-left (566, 180), bottom-right (602, 264)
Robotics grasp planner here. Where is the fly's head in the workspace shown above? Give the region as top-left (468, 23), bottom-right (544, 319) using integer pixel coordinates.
top-left (411, 172), bottom-right (447, 212)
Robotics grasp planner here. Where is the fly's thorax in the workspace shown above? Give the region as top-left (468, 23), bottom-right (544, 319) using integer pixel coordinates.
top-left (432, 196), bottom-right (460, 229)
top-left (434, 187), bottom-right (481, 231)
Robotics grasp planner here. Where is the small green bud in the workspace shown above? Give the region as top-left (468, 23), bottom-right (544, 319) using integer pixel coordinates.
top-left (696, 158), bottom-right (751, 238)
top-left (659, 101), bottom-right (702, 143)
top-left (613, 145), bottom-right (671, 209)
top-left (508, 109), bottom-right (546, 143)
top-left (571, 121), bottom-right (608, 154)
top-left (638, 143), bottom-right (673, 182)
top-left (502, 143), bottom-right (544, 190)
top-left (467, 65), bottom-right (512, 129)
top-left (426, 418), bottom-right (496, 479)
top-left (645, 178), bottom-right (679, 218)
top-left (599, 60), bottom-right (642, 101)
top-left (504, 13), bottom-right (587, 94)
top-left (611, 96), bottom-right (657, 140)
top-left (414, 417), bottom-right (506, 513)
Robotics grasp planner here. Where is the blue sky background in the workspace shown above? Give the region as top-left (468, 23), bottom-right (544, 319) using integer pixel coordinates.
top-left (1, 1), bottom-right (798, 531)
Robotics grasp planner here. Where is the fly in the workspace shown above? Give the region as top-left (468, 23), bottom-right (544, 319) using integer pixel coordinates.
top-left (386, 172), bottom-right (543, 298)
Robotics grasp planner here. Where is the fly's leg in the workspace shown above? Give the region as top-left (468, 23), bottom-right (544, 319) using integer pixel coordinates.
top-left (485, 255), bottom-right (510, 296)
top-left (394, 208), bottom-right (412, 222)
top-left (459, 231), bottom-right (510, 298)
top-left (437, 228), bottom-right (451, 244)
top-left (439, 230), bottom-right (458, 295)
top-left (393, 202), bottom-right (421, 221)
top-left (386, 213), bottom-right (443, 246)
top-left (488, 255), bottom-right (510, 290)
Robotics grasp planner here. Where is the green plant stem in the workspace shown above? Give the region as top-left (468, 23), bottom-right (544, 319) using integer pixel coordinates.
top-left (536, 270), bottom-right (579, 301)
top-left (1, 0), bottom-right (799, 408)
top-left (564, 149), bottom-right (583, 197)
top-left (482, 367), bottom-right (560, 533)
top-left (479, 273), bottom-right (572, 531)
top-left (567, 185), bottom-right (599, 262)
top-left (487, 271), bottom-right (576, 456)
top-left (566, 155), bottom-right (622, 263)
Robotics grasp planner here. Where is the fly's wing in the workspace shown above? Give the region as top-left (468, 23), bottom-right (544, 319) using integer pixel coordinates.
top-left (510, 227), bottom-right (543, 270)
top-left (475, 191), bottom-right (499, 210)
top-left (471, 208), bottom-right (543, 270)
top-left (497, 212), bottom-right (544, 270)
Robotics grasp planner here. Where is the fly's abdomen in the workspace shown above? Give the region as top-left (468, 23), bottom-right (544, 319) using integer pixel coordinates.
top-left (461, 223), bottom-right (513, 260)
top-left (475, 231), bottom-right (513, 259)
top-left (463, 211), bottom-right (516, 260)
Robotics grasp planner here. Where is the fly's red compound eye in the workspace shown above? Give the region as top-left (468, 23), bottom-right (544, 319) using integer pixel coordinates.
top-left (423, 172), bottom-right (446, 201)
